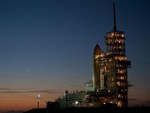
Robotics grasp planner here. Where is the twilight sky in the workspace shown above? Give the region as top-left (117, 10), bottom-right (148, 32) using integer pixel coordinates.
top-left (0, 0), bottom-right (150, 112)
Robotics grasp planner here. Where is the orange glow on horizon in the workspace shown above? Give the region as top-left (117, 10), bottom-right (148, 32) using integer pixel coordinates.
top-left (0, 92), bottom-right (63, 112)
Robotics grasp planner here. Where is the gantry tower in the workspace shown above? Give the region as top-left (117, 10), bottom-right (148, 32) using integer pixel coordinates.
top-left (105, 3), bottom-right (131, 107)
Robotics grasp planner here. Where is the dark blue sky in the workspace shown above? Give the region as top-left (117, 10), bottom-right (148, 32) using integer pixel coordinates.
top-left (0, 0), bottom-right (150, 111)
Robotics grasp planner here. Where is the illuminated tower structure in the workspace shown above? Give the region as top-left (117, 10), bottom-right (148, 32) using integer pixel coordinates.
top-left (90, 3), bottom-right (131, 108)
top-left (104, 3), bottom-right (131, 107)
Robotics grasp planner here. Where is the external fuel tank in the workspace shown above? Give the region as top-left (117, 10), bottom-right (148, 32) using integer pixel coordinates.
top-left (93, 44), bottom-right (101, 90)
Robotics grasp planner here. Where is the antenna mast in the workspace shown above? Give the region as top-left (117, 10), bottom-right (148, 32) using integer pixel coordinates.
top-left (37, 94), bottom-right (40, 109)
top-left (113, 2), bottom-right (117, 31)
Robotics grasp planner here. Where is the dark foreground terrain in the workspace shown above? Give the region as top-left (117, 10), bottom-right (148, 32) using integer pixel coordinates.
top-left (23, 106), bottom-right (150, 113)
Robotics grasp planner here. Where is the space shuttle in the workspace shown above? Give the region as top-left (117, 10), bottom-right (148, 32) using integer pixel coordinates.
top-left (93, 44), bottom-right (107, 91)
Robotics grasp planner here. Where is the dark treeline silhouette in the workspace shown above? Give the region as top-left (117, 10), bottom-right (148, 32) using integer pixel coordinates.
top-left (23, 106), bottom-right (150, 113)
